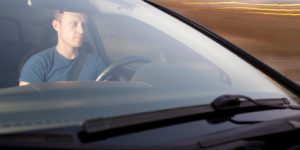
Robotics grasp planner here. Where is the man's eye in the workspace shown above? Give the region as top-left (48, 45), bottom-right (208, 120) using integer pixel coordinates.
top-left (70, 22), bottom-right (77, 27)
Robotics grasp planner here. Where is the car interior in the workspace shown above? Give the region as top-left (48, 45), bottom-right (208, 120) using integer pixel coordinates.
top-left (0, 0), bottom-right (109, 89)
top-left (0, 0), bottom-right (234, 90)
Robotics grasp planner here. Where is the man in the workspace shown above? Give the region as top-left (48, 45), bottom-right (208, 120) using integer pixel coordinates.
top-left (19, 11), bottom-right (105, 86)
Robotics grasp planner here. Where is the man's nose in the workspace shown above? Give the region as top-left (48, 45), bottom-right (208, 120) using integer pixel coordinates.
top-left (77, 23), bottom-right (85, 34)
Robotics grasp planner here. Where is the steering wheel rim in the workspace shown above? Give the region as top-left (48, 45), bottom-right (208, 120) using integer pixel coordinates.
top-left (95, 56), bottom-right (151, 81)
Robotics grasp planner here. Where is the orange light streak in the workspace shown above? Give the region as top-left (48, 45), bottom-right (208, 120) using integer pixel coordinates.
top-left (181, 1), bottom-right (300, 7)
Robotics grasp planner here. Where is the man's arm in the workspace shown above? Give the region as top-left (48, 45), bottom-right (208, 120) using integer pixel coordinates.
top-left (19, 81), bottom-right (30, 86)
top-left (19, 54), bottom-right (45, 86)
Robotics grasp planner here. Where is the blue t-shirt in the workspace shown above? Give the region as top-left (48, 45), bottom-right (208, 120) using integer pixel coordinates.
top-left (19, 47), bottom-right (105, 83)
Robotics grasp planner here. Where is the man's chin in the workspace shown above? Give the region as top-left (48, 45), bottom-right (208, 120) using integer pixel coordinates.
top-left (73, 42), bottom-right (83, 48)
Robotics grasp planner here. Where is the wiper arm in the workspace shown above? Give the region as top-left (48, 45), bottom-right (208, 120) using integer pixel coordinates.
top-left (211, 95), bottom-right (299, 110)
top-left (79, 95), bottom-right (299, 142)
top-left (207, 95), bottom-right (300, 124)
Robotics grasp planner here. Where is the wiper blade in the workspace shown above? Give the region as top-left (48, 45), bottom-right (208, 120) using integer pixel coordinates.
top-left (79, 95), bottom-right (299, 142)
top-left (207, 95), bottom-right (300, 124)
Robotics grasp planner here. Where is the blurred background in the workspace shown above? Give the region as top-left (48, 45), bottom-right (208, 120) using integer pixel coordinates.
top-left (152, 0), bottom-right (300, 84)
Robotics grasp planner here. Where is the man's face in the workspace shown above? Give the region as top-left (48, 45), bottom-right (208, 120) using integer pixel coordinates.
top-left (53, 12), bottom-right (86, 48)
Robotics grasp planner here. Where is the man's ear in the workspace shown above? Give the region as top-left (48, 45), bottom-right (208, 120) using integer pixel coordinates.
top-left (52, 20), bottom-right (60, 31)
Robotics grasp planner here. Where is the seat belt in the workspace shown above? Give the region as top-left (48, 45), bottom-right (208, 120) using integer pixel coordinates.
top-left (67, 50), bottom-right (87, 81)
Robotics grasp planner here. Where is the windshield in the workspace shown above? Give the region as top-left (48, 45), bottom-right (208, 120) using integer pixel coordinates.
top-left (91, 0), bottom-right (296, 97)
top-left (0, 0), bottom-right (298, 134)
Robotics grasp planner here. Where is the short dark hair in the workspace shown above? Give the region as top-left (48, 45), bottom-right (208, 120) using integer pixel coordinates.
top-left (53, 10), bottom-right (64, 21)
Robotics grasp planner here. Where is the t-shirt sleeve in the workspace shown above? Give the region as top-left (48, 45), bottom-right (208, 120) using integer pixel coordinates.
top-left (19, 55), bottom-right (45, 83)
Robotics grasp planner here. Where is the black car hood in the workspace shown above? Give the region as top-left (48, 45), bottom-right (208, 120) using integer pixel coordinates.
top-left (0, 81), bottom-right (298, 136)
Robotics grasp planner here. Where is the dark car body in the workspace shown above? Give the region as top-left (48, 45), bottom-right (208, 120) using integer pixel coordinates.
top-left (0, 0), bottom-right (300, 149)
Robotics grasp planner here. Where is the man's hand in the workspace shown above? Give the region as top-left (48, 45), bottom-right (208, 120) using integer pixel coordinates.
top-left (19, 81), bottom-right (30, 86)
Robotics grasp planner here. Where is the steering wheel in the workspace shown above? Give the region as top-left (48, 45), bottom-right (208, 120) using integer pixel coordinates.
top-left (95, 56), bottom-right (151, 81)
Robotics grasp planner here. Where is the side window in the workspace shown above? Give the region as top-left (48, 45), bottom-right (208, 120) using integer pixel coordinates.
top-left (0, 3), bottom-right (51, 88)
top-left (0, 18), bottom-right (32, 88)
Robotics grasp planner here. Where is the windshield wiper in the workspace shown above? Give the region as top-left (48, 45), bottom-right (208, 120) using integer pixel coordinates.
top-left (79, 95), bottom-right (300, 143)
top-left (212, 95), bottom-right (300, 110)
